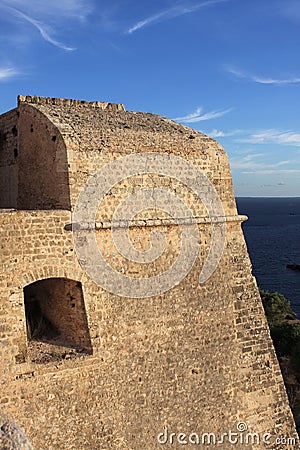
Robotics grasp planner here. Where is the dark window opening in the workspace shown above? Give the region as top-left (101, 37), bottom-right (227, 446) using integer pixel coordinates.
top-left (23, 278), bottom-right (92, 363)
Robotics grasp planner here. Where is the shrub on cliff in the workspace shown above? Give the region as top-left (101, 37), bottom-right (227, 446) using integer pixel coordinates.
top-left (260, 289), bottom-right (300, 358)
top-left (260, 289), bottom-right (292, 326)
top-left (269, 322), bottom-right (300, 356)
top-left (260, 289), bottom-right (300, 431)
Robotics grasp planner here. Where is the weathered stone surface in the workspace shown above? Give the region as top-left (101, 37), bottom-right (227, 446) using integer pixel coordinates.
top-left (0, 96), bottom-right (298, 449)
top-left (0, 413), bottom-right (32, 449)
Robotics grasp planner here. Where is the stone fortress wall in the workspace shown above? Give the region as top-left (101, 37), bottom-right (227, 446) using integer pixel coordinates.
top-left (0, 96), bottom-right (298, 448)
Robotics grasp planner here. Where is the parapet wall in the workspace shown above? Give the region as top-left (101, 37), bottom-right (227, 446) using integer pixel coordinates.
top-left (18, 95), bottom-right (126, 111)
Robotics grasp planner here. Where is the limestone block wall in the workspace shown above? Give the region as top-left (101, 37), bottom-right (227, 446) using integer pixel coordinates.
top-left (17, 104), bottom-right (71, 210)
top-left (0, 109), bottom-right (19, 208)
top-left (21, 96), bottom-right (237, 217)
top-left (0, 215), bottom-right (298, 448)
top-left (0, 210), bottom-right (81, 370)
top-left (0, 96), bottom-right (298, 449)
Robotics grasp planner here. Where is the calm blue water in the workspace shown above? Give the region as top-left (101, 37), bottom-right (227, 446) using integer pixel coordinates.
top-left (236, 197), bottom-right (300, 316)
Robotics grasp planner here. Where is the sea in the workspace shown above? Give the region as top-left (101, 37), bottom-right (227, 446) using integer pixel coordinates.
top-left (236, 197), bottom-right (300, 316)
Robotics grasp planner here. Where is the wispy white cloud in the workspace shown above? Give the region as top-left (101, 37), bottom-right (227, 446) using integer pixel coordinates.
top-left (243, 169), bottom-right (300, 175)
top-left (0, 67), bottom-right (18, 81)
top-left (0, 0), bottom-right (92, 51)
top-left (2, 0), bottom-right (91, 21)
top-left (230, 153), bottom-right (265, 170)
top-left (11, 8), bottom-right (75, 51)
top-left (242, 153), bottom-right (266, 161)
top-left (253, 76), bottom-right (300, 85)
top-left (209, 128), bottom-right (242, 138)
top-left (173, 106), bottom-right (233, 123)
top-left (230, 152), bottom-right (300, 173)
top-left (209, 127), bottom-right (300, 148)
top-left (226, 66), bottom-right (300, 85)
top-left (238, 129), bottom-right (300, 147)
top-left (127, 0), bottom-right (229, 34)
top-left (128, 10), bottom-right (168, 34)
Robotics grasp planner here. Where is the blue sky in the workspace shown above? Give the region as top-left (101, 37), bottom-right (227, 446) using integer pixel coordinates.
top-left (1, 0), bottom-right (300, 197)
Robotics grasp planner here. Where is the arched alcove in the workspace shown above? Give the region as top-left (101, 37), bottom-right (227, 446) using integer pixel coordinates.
top-left (23, 278), bottom-right (92, 363)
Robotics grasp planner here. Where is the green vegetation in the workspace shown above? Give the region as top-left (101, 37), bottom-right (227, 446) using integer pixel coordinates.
top-left (260, 289), bottom-right (300, 360)
top-left (260, 289), bottom-right (293, 326)
top-left (260, 289), bottom-right (300, 430)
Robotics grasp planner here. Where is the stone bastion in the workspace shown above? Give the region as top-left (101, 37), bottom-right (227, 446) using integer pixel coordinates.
top-left (0, 96), bottom-right (298, 449)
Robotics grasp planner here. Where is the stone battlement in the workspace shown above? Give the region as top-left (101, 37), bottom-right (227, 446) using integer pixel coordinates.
top-left (18, 95), bottom-right (126, 111)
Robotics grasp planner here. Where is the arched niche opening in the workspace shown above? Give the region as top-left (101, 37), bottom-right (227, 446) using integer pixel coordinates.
top-left (23, 278), bottom-right (92, 363)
